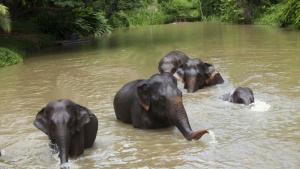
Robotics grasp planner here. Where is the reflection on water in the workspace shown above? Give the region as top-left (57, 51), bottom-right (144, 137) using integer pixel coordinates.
top-left (0, 22), bottom-right (299, 168)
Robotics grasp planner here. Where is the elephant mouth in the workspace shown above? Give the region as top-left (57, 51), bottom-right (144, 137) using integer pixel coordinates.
top-left (205, 71), bottom-right (219, 84)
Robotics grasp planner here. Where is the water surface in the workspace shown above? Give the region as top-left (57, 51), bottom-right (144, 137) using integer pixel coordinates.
top-left (0, 23), bottom-right (299, 168)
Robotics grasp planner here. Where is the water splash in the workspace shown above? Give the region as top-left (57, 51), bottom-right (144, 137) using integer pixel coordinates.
top-left (250, 100), bottom-right (271, 112)
top-left (208, 130), bottom-right (218, 144)
top-left (60, 162), bottom-right (71, 169)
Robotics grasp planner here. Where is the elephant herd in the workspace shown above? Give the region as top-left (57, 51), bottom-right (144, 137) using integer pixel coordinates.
top-left (0, 50), bottom-right (256, 168)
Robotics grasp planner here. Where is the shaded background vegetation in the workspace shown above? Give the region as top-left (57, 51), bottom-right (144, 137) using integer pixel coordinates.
top-left (0, 0), bottom-right (299, 66)
top-left (1, 0), bottom-right (299, 40)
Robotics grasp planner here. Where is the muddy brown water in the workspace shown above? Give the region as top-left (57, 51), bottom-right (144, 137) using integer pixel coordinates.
top-left (0, 23), bottom-right (299, 169)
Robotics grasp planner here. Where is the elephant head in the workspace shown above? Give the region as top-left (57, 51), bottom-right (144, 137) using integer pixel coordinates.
top-left (137, 73), bottom-right (208, 140)
top-left (33, 99), bottom-right (91, 166)
top-left (177, 59), bottom-right (224, 92)
top-left (177, 58), bottom-right (207, 93)
top-left (223, 87), bottom-right (254, 105)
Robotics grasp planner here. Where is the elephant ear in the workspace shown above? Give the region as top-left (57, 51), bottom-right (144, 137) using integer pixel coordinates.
top-left (137, 81), bottom-right (150, 111)
top-left (33, 108), bottom-right (49, 135)
top-left (76, 105), bottom-right (90, 131)
top-left (203, 63), bottom-right (215, 75)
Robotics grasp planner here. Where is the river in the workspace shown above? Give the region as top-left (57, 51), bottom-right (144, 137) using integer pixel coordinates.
top-left (0, 22), bottom-right (299, 168)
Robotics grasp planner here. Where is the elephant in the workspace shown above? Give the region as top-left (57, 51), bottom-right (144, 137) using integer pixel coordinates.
top-left (113, 73), bottom-right (208, 140)
top-left (158, 50), bottom-right (189, 74)
top-left (176, 58), bottom-right (224, 93)
top-left (222, 87), bottom-right (254, 105)
top-left (33, 99), bottom-right (98, 167)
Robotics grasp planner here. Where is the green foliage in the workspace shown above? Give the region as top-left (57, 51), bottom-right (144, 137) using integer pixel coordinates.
top-left (0, 3), bottom-right (11, 32)
top-left (0, 37), bottom-right (37, 56)
top-left (0, 48), bottom-right (23, 67)
top-left (126, 7), bottom-right (166, 26)
top-left (109, 11), bottom-right (130, 28)
top-left (51, 0), bottom-right (84, 7)
top-left (73, 7), bottom-right (112, 38)
top-left (94, 0), bottom-right (144, 17)
top-left (219, 0), bottom-right (244, 23)
top-left (36, 7), bottom-right (111, 40)
top-left (160, 0), bottom-right (200, 21)
top-left (256, 0), bottom-right (300, 29)
top-left (278, 0), bottom-right (300, 29)
top-left (256, 3), bottom-right (285, 25)
top-left (200, 0), bottom-right (221, 17)
top-left (36, 9), bottom-right (74, 40)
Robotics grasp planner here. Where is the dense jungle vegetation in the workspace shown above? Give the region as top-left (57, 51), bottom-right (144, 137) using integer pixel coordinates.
top-left (0, 0), bottom-right (299, 67)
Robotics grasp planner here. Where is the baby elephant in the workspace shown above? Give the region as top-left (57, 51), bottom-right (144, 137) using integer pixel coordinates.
top-left (114, 73), bottom-right (208, 140)
top-left (33, 99), bottom-right (98, 167)
top-left (222, 87), bottom-right (254, 105)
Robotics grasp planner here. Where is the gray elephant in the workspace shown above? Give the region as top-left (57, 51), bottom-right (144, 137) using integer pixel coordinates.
top-left (158, 51), bottom-right (224, 92)
top-left (158, 50), bottom-right (189, 74)
top-left (33, 99), bottom-right (98, 167)
top-left (114, 73), bottom-right (208, 140)
top-left (222, 87), bottom-right (254, 105)
top-left (177, 58), bottom-right (224, 92)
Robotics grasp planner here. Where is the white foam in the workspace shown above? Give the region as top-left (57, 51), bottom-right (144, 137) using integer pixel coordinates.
top-left (208, 130), bottom-right (218, 144)
top-left (0, 149), bottom-right (5, 156)
top-left (60, 162), bottom-right (71, 169)
top-left (250, 100), bottom-right (271, 112)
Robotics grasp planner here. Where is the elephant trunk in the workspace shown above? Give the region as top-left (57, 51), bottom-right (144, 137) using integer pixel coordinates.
top-left (185, 77), bottom-right (198, 93)
top-left (168, 98), bottom-right (208, 140)
top-left (56, 127), bottom-right (70, 168)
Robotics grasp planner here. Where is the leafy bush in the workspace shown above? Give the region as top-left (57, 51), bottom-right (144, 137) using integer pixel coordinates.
top-left (73, 7), bottom-right (112, 38)
top-left (126, 7), bottom-right (166, 26)
top-left (36, 7), bottom-right (111, 40)
top-left (220, 0), bottom-right (244, 23)
top-left (0, 48), bottom-right (23, 67)
top-left (278, 0), bottom-right (300, 29)
top-left (109, 11), bottom-right (130, 28)
top-left (36, 9), bottom-right (74, 40)
top-left (256, 3), bottom-right (285, 25)
top-left (200, 0), bottom-right (221, 17)
top-left (160, 0), bottom-right (200, 22)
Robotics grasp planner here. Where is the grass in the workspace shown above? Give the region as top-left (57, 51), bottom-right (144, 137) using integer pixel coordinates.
top-left (126, 7), bottom-right (166, 27)
top-left (254, 4), bottom-right (284, 26)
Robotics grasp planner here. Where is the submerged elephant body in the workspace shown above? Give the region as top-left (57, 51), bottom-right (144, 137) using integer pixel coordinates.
top-left (114, 73), bottom-right (208, 140)
top-left (223, 87), bottom-right (254, 105)
top-left (34, 99), bottom-right (98, 166)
